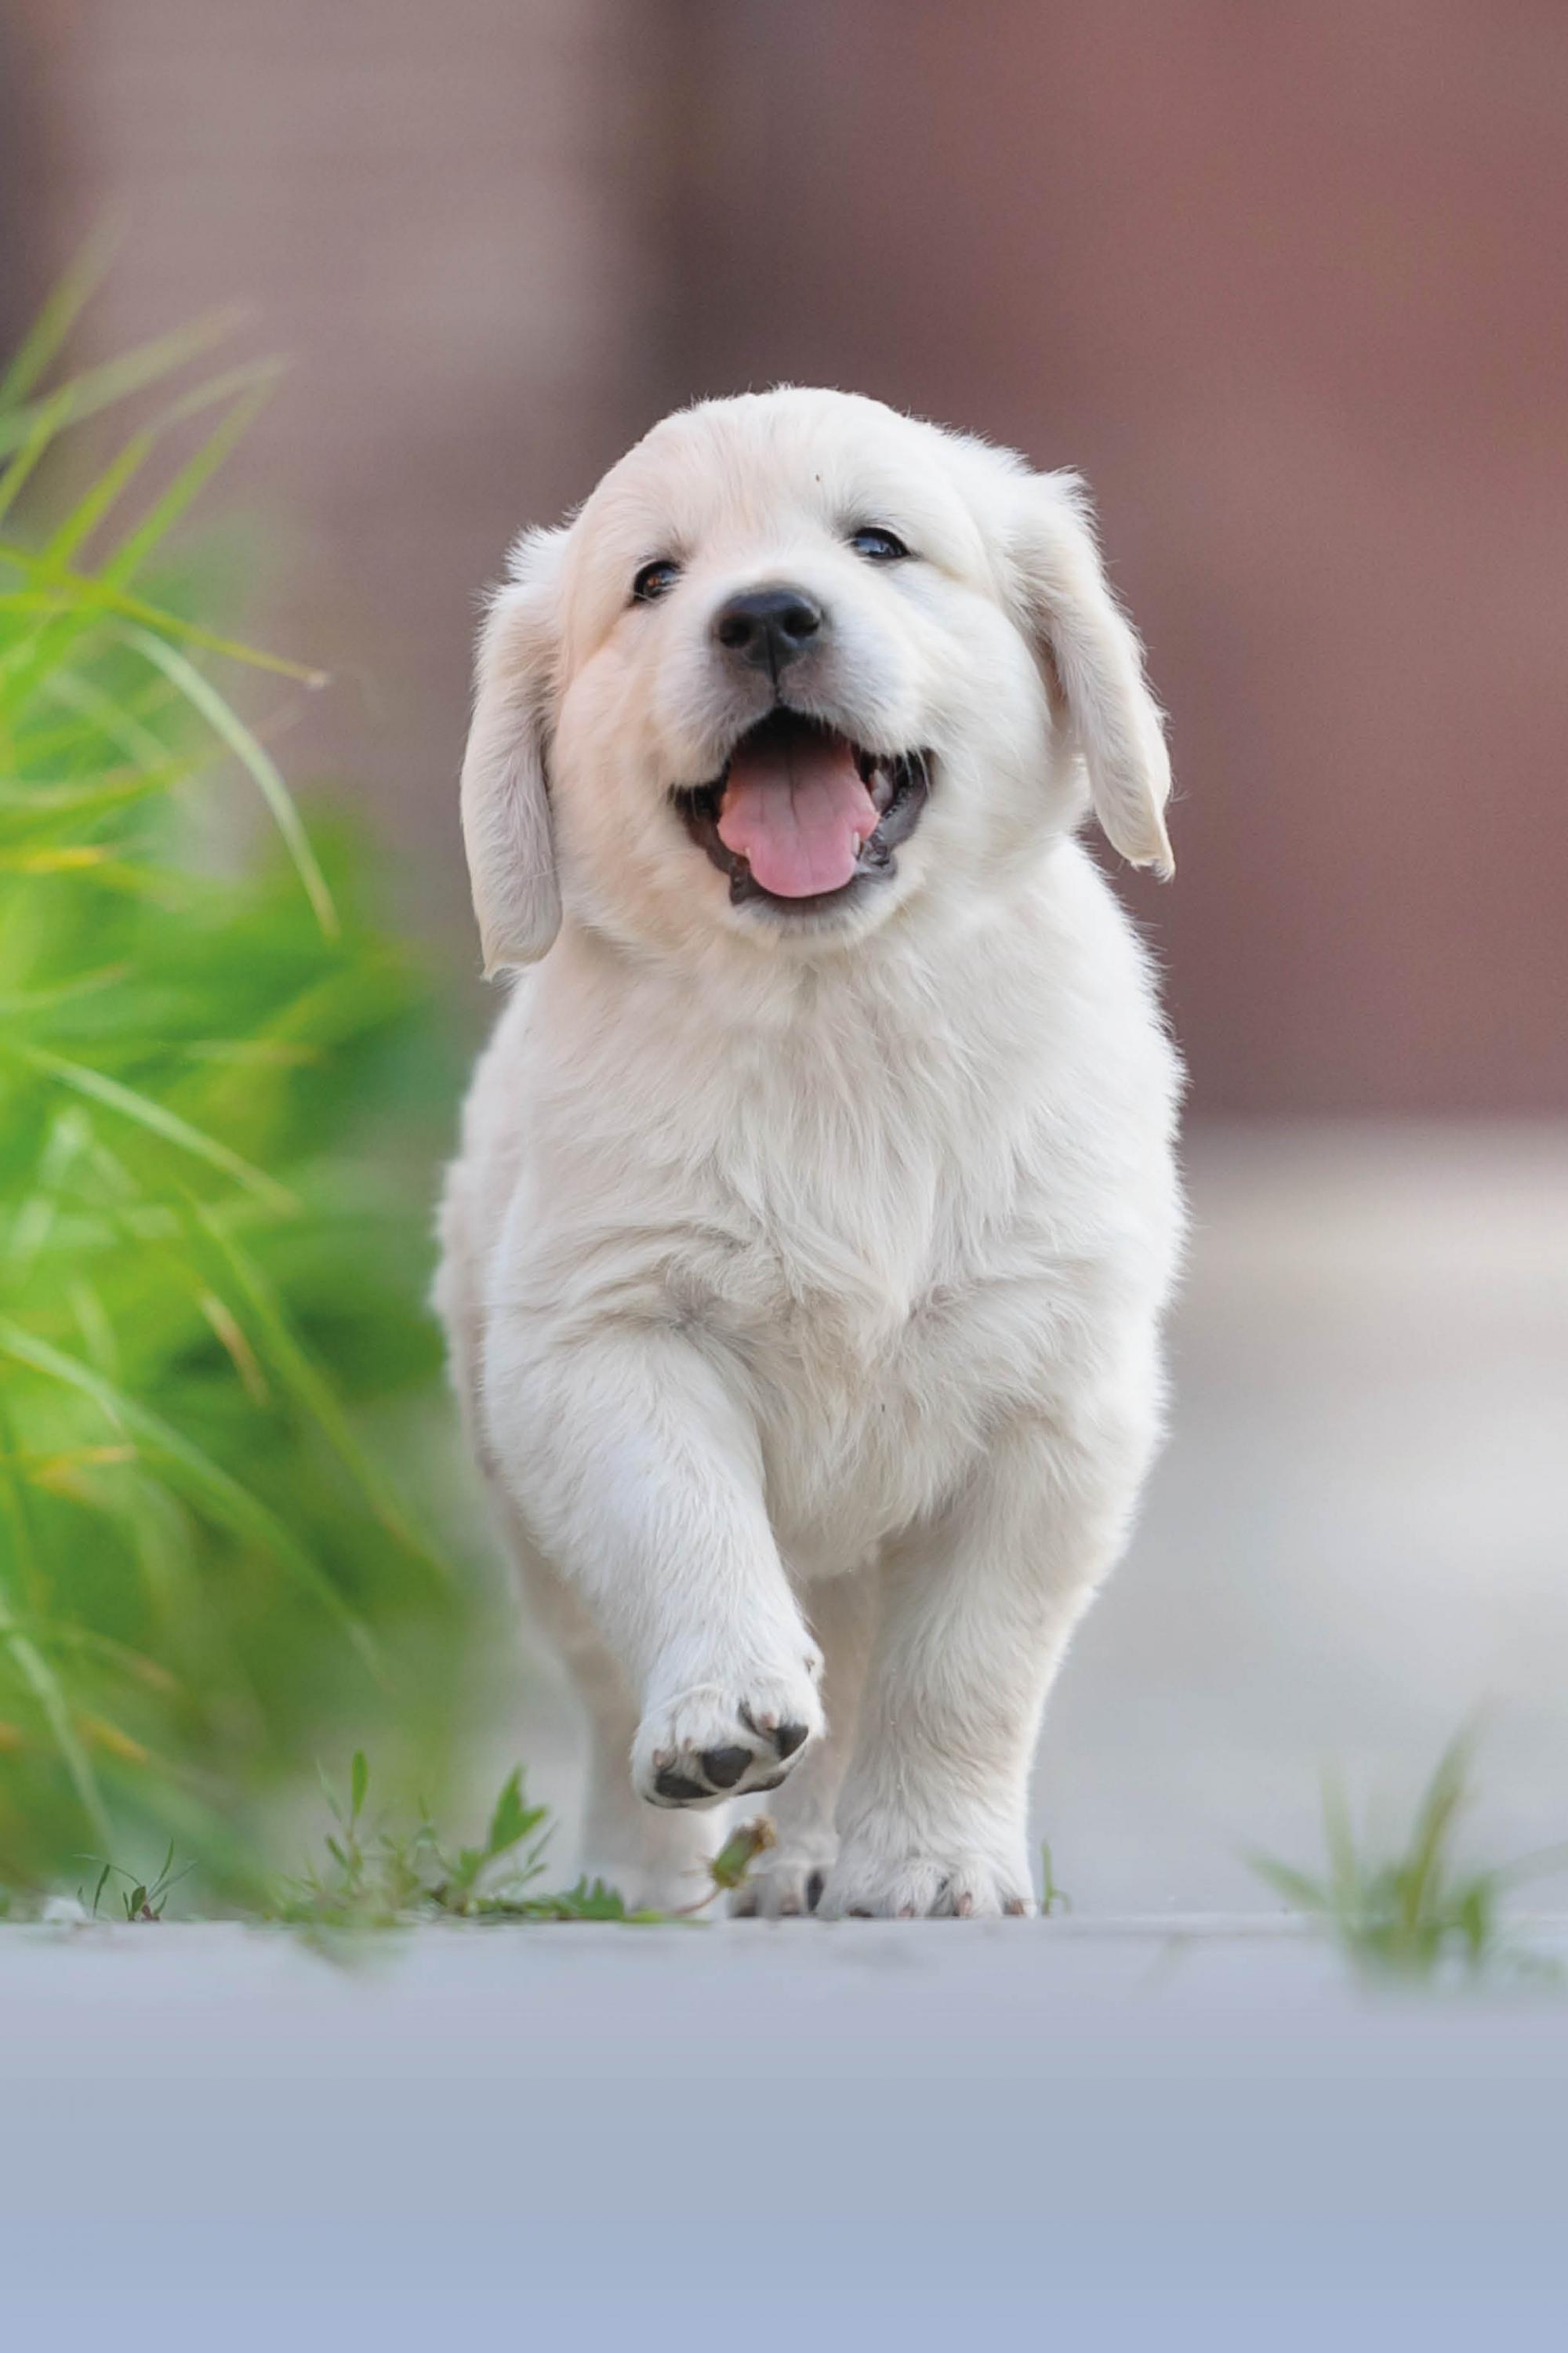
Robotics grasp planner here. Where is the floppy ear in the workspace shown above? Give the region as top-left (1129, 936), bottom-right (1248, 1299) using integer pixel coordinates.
top-left (1008, 470), bottom-right (1174, 879)
top-left (459, 525), bottom-right (571, 973)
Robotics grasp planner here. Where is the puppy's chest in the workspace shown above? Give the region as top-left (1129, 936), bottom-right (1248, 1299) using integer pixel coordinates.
top-left (675, 1138), bottom-right (1068, 1516)
top-left (684, 1190), bottom-right (1053, 1567)
top-left (694, 1193), bottom-right (946, 1388)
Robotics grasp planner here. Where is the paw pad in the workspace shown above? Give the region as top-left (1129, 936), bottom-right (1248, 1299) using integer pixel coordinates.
top-left (637, 1672), bottom-right (822, 1810)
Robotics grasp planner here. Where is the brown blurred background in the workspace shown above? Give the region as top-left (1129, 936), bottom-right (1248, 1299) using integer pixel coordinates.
top-left (8, 0), bottom-right (1566, 1113)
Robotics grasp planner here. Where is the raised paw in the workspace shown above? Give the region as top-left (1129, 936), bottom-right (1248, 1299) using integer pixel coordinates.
top-left (634, 1660), bottom-right (823, 1811)
top-left (816, 1840), bottom-right (1035, 1920)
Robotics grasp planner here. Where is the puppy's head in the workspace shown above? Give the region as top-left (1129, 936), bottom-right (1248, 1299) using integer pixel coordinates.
top-left (462, 389), bottom-right (1172, 972)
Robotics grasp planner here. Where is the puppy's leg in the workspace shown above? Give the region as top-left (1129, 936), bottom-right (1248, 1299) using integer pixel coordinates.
top-left (485, 1320), bottom-right (824, 1817)
top-left (819, 1399), bottom-right (1158, 1920)
top-left (578, 1690), bottom-right (726, 1914)
top-left (730, 1568), bottom-right (876, 1919)
top-left (508, 1530), bottom-right (718, 1912)
top-left (446, 1186), bottom-right (714, 1904)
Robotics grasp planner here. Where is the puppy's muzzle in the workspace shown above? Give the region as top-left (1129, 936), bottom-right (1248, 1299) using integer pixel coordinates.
top-left (713, 583), bottom-right (823, 682)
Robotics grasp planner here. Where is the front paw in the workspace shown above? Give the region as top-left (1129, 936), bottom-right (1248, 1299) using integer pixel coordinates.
top-left (634, 1655), bottom-right (823, 1810)
top-left (817, 1835), bottom-right (1034, 1919)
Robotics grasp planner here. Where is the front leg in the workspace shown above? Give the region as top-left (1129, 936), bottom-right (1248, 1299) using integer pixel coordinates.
top-left (485, 1314), bottom-right (824, 1810)
top-left (820, 1399), bottom-right (1158, 1919)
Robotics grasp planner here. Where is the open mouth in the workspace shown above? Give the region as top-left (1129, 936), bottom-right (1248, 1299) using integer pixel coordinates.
top-left (672, 708), bottom-right (931, 913)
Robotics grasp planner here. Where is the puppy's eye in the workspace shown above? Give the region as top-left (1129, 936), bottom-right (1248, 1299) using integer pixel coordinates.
top-left (849, 526), bottom-right (909, 564)
top-left (632, 559), bottom-right (681, 604)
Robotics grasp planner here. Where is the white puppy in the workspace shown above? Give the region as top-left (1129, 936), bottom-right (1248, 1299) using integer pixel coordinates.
top-left (436, 388), bottom-right (1182, 1919)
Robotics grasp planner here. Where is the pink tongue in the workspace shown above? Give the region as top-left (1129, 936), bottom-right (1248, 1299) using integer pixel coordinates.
top-left (717, 732), bottom-right (880, 898)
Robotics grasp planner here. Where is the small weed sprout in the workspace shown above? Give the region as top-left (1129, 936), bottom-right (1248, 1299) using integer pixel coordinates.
top-left (1038, 1839), bottom-right (1072, 1918)
top-left (690, 1815), bottom-right (775, 1908)
top-left (78, 1839), bottom-right (193, 1922)
top-left (1250, 1733), bottom-right (1566, 1987)
top-left (271, 1753), bottom-right (771, 1930)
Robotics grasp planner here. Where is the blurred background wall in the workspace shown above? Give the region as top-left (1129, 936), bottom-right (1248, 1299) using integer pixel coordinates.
top-left (8, 0), bottom-right (1567, 1110)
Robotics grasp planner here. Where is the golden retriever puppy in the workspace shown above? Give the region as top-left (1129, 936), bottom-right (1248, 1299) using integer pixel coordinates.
top-left (436, 388), bottom-right (1182, 1917)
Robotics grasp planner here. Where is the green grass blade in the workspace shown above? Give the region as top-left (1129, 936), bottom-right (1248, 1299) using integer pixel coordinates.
top-left (0, 566), bottom-right (328, 685)
top-left (0, 306), bottom-right (249, 459)
top-left (0, 225), bottom-right (120, 409)
top-left (0, 390), bottom-right (76, 529)
top-left (38, 667), bottom-right (175, 768)
top-left (34, 366), bottom-right (283, 576)
top-left (0, 1397), bottom-right (114, 1844)
top-left (1397, 1733), bottom-right (1472, 1937)
top-left (124, 629), bottom-right (337, 932)
top-left (192, 1208), bottom-right (448, 1579)
top-left (0, 1625), bottom-right (115, 1849)
top-left (18, 1046), bottom-right (297, 1211)
top-left (0, 1319), bottom-right (383, 1680)
top-left (0, 769), bottom-right (182, 835)
top-left (106, 376), bottom-right (279, 586)
top-left (38, 433), bottom-right (158, 570)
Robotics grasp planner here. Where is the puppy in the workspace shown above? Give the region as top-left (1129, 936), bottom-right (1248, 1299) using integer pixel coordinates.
top-left (435, 388), bottom-right (1182, 1918)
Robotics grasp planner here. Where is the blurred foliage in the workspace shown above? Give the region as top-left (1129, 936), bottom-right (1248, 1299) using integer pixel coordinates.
top-left (1250, 1732), bottom-right (1566, 1987)
top-left (0, 253), bottom-right (480, 1902)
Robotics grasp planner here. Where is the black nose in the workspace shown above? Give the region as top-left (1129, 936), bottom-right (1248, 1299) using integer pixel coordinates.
top-left (712, 584), bottom-right (824, 678)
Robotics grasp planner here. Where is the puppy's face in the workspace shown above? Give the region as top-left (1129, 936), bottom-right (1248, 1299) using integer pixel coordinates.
top-left (462, 390), bottom-right (1172, 971)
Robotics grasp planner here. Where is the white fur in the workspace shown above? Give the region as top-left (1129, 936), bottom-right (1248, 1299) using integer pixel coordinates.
top-left (436, 389), bottom-right (1183, 1918)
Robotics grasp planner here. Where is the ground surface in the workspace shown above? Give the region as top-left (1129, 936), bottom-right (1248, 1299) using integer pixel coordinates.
top-left (4, 1915), bottom-right (1566, 2346)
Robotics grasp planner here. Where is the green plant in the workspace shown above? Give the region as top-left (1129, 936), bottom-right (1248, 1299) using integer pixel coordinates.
top-left (268, 1752), bottom-right (771, 1929)
top-left (1250, 1733), bottom-right (1566, 1985)
top-left (81, 1839), bottom-right (193, 1922)
top-left (0, 257), bottom-right (477, 1900)
top-left (1038, 1839), bottom-right (1071, 1918)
